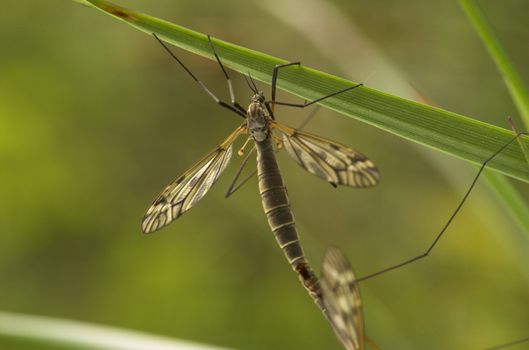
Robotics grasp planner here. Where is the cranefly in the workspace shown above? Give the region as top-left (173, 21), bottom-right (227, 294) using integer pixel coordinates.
top-left (141, 34), bottom-right (379, 315)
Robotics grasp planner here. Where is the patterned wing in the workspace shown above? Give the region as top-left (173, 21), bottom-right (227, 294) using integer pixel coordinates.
top-left (142, 126), bottom-right (245, 233)
top-left (273, 122), bottom-right (379, 188)
top-left (321, 247), bottom-right (365, 350)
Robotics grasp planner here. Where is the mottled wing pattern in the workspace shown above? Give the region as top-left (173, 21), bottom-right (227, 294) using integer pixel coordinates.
top-left (142, 126), bottom-right (245, 233)
top-left (321, 247), bottom-right (365, 350)
top-left (273, 123), bottom-right (379, 188)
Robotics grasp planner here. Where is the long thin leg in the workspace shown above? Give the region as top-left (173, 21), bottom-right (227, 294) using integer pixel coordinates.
top-left (153, 34), bottom-right (246, 118)
top-left (271, 62), bottom-right (301, 112)
top-left (271, 83), bottom-right (364, 108)
top-left (356, 132), bottom-right (529, 283)
top-left (366, 336), bottom-right (381, 350)
top-left (485, 336), bottom-right (529, 350)
top-left (207, 35), bottom-right (246, 114)
top-left (225, 146), bottom-right (256, 198)
top-left (296, 105), bottom-right (321, 130)
top-left (509, 116), bottom-right (529, 166)
top-left (269, 61), bottom-right (364, 110)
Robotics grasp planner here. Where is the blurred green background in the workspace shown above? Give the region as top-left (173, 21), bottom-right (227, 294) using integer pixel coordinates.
top-left (1, 1), bottom-right (529, 349)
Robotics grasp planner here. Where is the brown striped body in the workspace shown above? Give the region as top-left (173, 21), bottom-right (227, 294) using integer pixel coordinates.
top-left (245, 92), bottom-right (325, 312)
top-left (255, 133), bottom-right (325, 313)
top-left (256, 136), bottom-right (303, 267)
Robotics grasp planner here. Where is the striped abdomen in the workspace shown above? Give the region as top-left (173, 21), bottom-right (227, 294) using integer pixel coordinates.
top-left (255, 136), bottom-right (325, 312)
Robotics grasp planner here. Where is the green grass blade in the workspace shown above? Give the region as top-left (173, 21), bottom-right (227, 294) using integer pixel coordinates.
top-left (460, 0), bottom-right (529, 172)
top-left (459, 0), bottom-right (529, 239)
top-left (75, 0), bottom-right (529, 183)
top-left (0, 311), bottom-right (230, 350)
top-left (459, 0), bottom-right (529, 125)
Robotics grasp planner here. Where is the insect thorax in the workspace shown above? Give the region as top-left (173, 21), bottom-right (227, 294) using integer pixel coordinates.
top-left (246, 93), bottom-right (270, 142)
